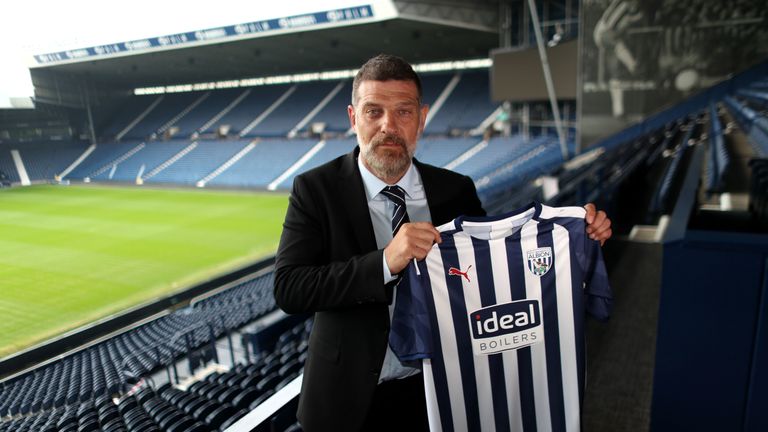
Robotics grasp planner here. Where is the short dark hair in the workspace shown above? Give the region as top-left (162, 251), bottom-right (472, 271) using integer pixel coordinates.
top-left (352, 54), bottom-right (422, 105)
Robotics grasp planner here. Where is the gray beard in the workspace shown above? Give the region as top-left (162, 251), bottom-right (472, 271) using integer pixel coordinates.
top-left (362, 146), bottom-right (412, 181)
top-left (360, 133), bottom-right (414, 181)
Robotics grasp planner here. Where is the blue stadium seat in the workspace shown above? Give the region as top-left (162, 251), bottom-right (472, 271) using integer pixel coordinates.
top-left (244, 81), bottom-right (339, 137)
top-left (211, 85), bottom-right (292, 136)
top-left (424, 70), bottom-right (499, 135)
top-left (414, 136), bottom-right (480, 167)
top-left (146, 140), bottom-right (249, 185)
top-left (208, 138), bottom-right (317, 188)
top-left (0, 251), bottom-right (288, 432)
top-left (119, 93), bottom-right (202, 141)
top-left (174, 88), bottom-right (244, 137)
top-left (722, 93), bottom-right (768, 156)
top-left (16, 140), bottom-right (90, 181)
top-left (299, 81), bottom-right (353, 133)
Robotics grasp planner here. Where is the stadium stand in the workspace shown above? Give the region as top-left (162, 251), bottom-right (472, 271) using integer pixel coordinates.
top-left (170, 89), bottom-right (242, 138)
top-left (274, 138), bottom-right (357, 186)
top-left (211, 85), bottom-right (292, 138)
top-left (120, 93), bottom-right (202, 141)
top-left (99, 97), bottom-right (161, 141)
top-left (100, 141), bottom-right (192, 183)
top-left (207, 139), bottom-right (317, 189)
top-left (243, 82), bottom-right (339, 138)
top-left (450, 134), bottom-right (558, 179)
top-left (0, 170), bottom-right (11, 187)
top-left (419, 73), bottom-right (453, 108)
top-left (66, 141), bottom-right (146, 181)
top-left (144, 140), bottom-right (249, 186)
top-left (722, 95), bottom-right (768, 156)
top-left (0, 145), bottom-right (23, 184)
top-left (423, 70), bottom-right (499, 135)
top-left (297, 82), bottom-right (352, 134)
top-left (15, 141), bottom-right (89, 182)
top-left (192, 89), bottom-right (252, 137)
top-left (0, 271), bottom-right (297, 432)
top-left (648, 117), bottom-right (702, 219)
top-left (474, 136), bottom-right (565, 204)
top-left (705, 102), bottom-right (729, 193)
top-left (0, 67), bottom-right (572, 193)
top-left (737, 88), bottom-right (768, 110)
top-left (17, 66), bottom-right (752, 221)
top-left (413, 136), bottom-right (480, 167)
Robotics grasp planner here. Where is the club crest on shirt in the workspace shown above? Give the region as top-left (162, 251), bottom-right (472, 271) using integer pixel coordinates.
top-left (526, 247), bottom-right (552, 276)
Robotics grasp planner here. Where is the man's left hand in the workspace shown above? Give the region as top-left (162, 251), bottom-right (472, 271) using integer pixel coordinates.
top-left (584, 203), bottom-right (612, 246)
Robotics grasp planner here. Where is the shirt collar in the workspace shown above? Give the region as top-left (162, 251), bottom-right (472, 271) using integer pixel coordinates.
top-left (357, 154), bottom-right (419, 202)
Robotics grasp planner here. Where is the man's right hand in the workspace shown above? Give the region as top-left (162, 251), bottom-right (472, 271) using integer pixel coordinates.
top-left (384, 222), bottom-right (441, 274)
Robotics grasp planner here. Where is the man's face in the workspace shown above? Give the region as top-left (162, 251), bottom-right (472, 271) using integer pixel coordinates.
top-left (348, 79), bottom-right (428, 183)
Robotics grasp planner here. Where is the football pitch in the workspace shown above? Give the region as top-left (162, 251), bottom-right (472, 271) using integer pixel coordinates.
top-left (0, 185), bottom-right (289, 359)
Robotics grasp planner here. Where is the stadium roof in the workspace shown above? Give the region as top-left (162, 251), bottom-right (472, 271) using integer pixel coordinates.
top-left (30, 0), bottom-right (500, 94)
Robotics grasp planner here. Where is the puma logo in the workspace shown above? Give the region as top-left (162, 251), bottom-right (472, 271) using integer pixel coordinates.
top-left (448, 265), bottom-right (472, 283)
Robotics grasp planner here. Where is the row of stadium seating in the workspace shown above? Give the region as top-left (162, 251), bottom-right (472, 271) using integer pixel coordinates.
top-left (0, 317), bottom-right (310, 432)
top-left (473, 136), bottom-right (566, 198)
top-left (0, 140), bottom-right (90, 184)
top-left (702, 76), bottom-right (768, 228)
top-left (479, 111), bottom-right (714, 233)
top-left (0, 148), bottom-right (18, 183)
top-left (0, 66), bottom-right (575, 190)
top-left (0, 135), bottom-right (568, 194)
top-left (505, 72), bottom-right (768, 231)
top-left (706, 102), bottom-right (729, 193)
top-left (99, 70), bottom-right (497, 141)
top-left (649, 116), bottom-right (702, 218)
top-left (722, 89), bottom-right (768, 157)
top-left (3, 104), bottom-right (733, 230)
top-left (0, 272), bottom-right (277, 420)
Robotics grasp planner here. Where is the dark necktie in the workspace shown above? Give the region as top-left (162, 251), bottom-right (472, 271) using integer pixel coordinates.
top-left (381, 185), bottom-right (410, 236)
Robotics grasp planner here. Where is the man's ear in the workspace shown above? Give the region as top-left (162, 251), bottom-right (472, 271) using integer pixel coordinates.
top-left (347, 105), bottom-right (356, 132)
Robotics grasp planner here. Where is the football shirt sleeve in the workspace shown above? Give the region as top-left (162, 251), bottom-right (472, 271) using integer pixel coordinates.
top-left (582, 236), bottom-right (612, 321)
top-left (389, 259), bottom-right (434, 362)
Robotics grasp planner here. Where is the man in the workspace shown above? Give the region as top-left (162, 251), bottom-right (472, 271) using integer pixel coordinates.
top-left (274, 54), bottom-right (612, 432)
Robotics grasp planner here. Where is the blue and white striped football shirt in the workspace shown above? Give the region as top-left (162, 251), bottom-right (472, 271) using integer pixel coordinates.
top-left (389, 202), bottom-right (612, 432)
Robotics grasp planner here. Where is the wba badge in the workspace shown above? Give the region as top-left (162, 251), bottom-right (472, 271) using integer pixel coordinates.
top-left (526, 247), bottom-right (552, 276)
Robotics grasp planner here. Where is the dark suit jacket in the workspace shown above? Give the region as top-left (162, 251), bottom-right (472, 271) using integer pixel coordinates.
top-left (274, 147), bottom-right (485, 431)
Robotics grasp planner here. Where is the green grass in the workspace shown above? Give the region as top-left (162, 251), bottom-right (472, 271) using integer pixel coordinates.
top-left (0, 185), bottom-right (288, 358)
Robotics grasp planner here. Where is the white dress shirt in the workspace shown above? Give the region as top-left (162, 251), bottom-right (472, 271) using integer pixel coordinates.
top-left (357, 155), bottom-right (432, 382)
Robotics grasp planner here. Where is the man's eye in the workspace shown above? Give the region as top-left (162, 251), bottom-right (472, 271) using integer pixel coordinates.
top-left (399, 110), bottom-right (413, 116)
top-left (366, 109), bottom-right (382, 116)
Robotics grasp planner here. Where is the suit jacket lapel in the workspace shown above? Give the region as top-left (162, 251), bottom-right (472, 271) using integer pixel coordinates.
top-left (338, 147), bottom-right (378, 253)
